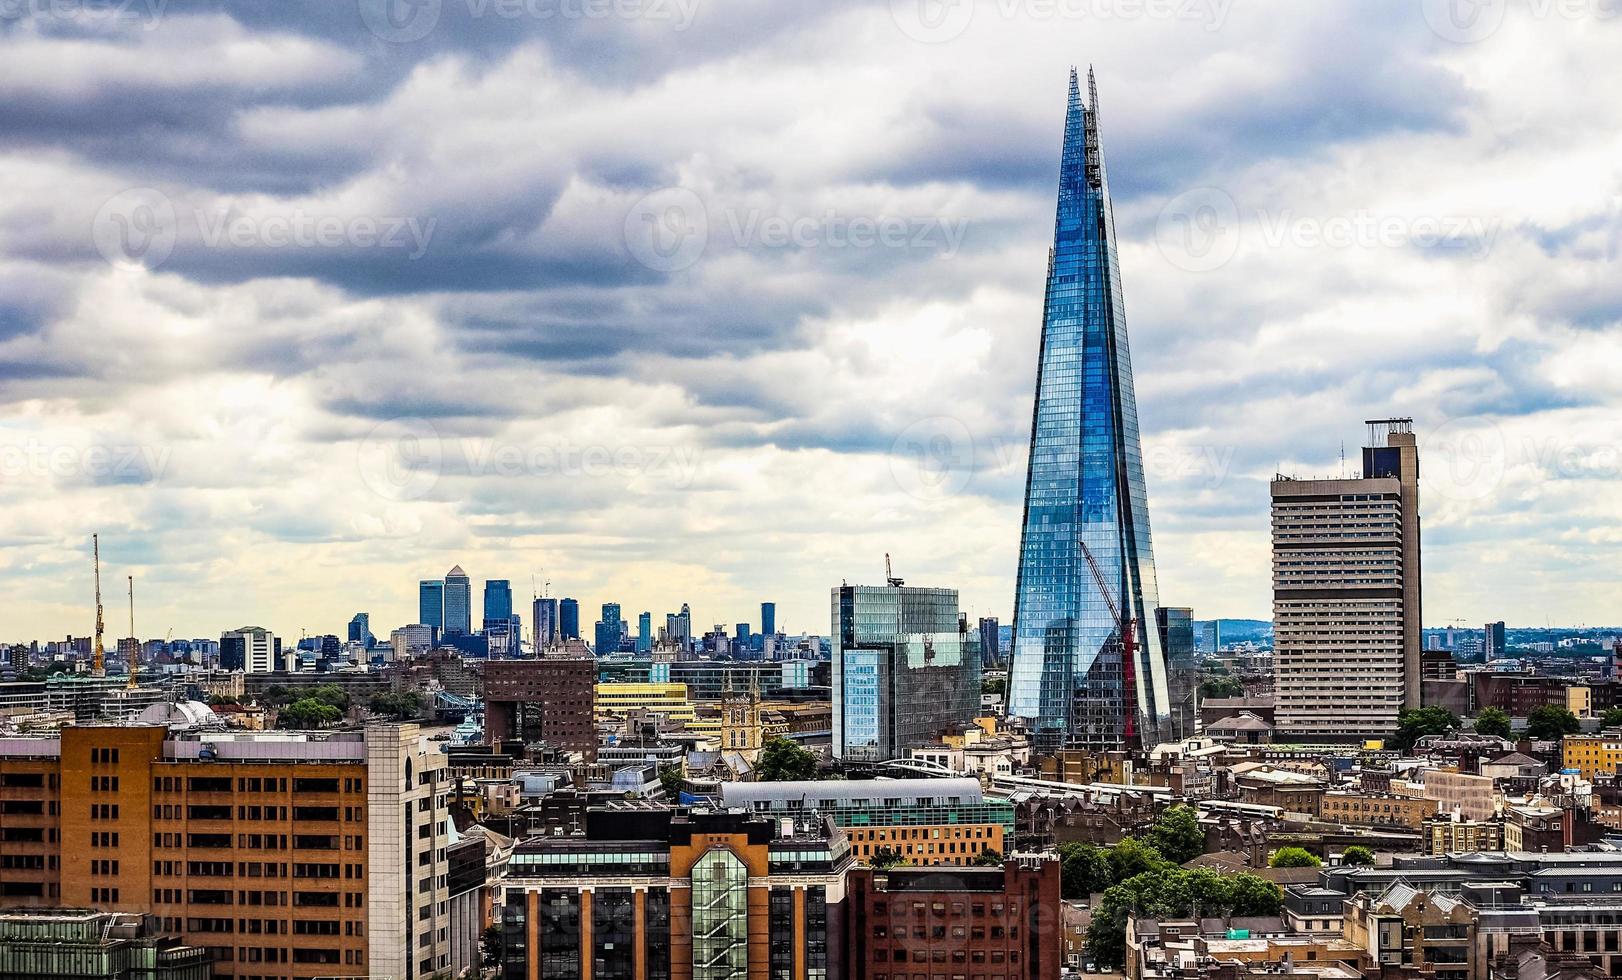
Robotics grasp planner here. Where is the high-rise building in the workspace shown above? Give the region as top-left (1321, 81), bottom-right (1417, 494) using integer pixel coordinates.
top-left (1272, 418), bottom-right (1422, 741)
top-left (665, 603), bottom-right (693, 652)
top-left (761, 601), bottom-right (777, 637)
top-left (532, 596), bottom-right (558, 654)
top-left (483, 579), bottom-right (513, 626)
top-left (390, 623), bottom-right (434, 661)
top-left (637, 611), bottom-right (652, 653)
top-left (346, 612), bottom-right (370, 647)
top-left (0, 724), bottom-right (454, 980)
top-left (1486, 621), bottom-right (1508, 660)
top-left (832, 582), bottom-right (981, 762)
top-left (443, 565), bottom-right (472, 635)
top-left (595, 603), bottom-right (622, 656)
top-left (483, 657), bottom-right (597, 759)
top-left (1156, 606), bottom-right (1197, 741)
top-left (559, 597), bottom-right (580, 641)
top-left (418, 579), bottom-right (444, 634)
top-left (1202, 619), bottom-right (1222, 654)
top-left (219, 626), bottom-right (284, 673)
top-left (977, 616), bottom-right (1000, 669)
top-left (1008, 69), bottom-right (1172, 753)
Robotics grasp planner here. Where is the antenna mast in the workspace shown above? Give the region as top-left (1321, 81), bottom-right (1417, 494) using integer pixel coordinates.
top-left (127, 575), bottom-right (138, 690)
top-left (91, 534), bottom-right (105, 677)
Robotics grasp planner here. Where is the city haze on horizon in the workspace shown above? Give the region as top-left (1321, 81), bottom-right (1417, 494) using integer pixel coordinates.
top-left (3, 2), bottom-right (1621, 641)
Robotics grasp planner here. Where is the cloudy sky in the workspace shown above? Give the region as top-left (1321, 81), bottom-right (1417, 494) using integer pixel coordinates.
top-left (1, 0), bottom-right (1619, 643)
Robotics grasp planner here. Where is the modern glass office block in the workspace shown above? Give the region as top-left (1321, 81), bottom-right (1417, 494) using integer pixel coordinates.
top-left (1009, 69), bottom-right (1171, 752)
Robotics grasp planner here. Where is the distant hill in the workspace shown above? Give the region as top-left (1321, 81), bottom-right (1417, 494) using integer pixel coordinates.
top-left (1194, 619), bottom-right (1272, 645)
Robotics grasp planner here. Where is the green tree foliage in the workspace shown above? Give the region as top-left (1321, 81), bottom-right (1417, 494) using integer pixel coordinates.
top-left (1149, 805), bottom-right (1206, 865)
top-left (972, 848), bottom-right (1004, 867)
top-left (1269, 846), bottom-right (1322, 868)
top-left (369, 691), bottom-right (424, 720)
top-left (658, 764), bottom-right (686, 799)
top-left (755, 737), bottom-right (818, 781)
top-left (1527, 705), bottom-right (1581, 741)
top-left (869, 847), bottom-right (907, 870)
top-left (308, 683), bottom-right (350, 711)
top-left (1475, 707), bottom-right (1512, 739)
top-left (1085, 868), bottom-right (1281, 969)
top-left (278, 698), bottom-right (340, 729)
top-left (1393, 706), bottom-right (1460, 752)
top-left (1108, 837), bottom-right (1169, 883)
top-left (1198, 675), bottom-right (1244, 699)
top-left (981, 676), bottom-right (1006, 696)
top-left (1058, 843), bottom-right (1114, 899)
top-left (1341, 846), bottom-right (1375, 867)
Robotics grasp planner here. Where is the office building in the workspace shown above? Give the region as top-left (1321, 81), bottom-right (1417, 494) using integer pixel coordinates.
top-left (1156, 606), bottom-right (1198, 741)
top-left (559, 598), bottom-right (580, 641)
top-left (1008, 70), bottom-right (1173, 753)
top-left (977, 616), bottom-right (1000, 669)
top-left (0, 724), bottom-right (452, 980)
top-left (594, 682), bottom-right (696, 725)
top-left (720, 778), bottom-right (1013, 867)
top-left (636, 611), bottom-right (652, 653)
top-left (844, 860), bottom-right (1063, 980)
top-left (595, 603), bottom-right (623, 656)
top-left (665, 603), bottom-right (692, 652)
top-left (483, 579), bottom-right (513, 627)
top-left (495, 807), bottom-right (849, 980)
top-left (1487, 620), bottom-right (1508, 659)
top-left (345, 613), bottom-right (369, 648)
top-left (832, 582), bottom-right (980, 762)
top-left (761, 601), bottom-right (776, 637)
top-left (483, 657), bottom-right (597, 760)
top-left (389, 623), bottom-right (434, 662)
top-left (0, 910), bottom-right (211, 980)
top-left (443, 565), bottom-right (472, 636)
top-left (1272, 418), bottom-right (1422, 740)
top-left (532, 596), bottom-right (558, 654)
top-left (218, 626), bottom-right (284, 674)
top-left (418, 579), bottom-right (444, 634)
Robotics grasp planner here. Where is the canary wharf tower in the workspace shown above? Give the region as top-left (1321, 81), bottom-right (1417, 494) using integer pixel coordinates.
top-left (1009, 69), bottom-right (1172, 753)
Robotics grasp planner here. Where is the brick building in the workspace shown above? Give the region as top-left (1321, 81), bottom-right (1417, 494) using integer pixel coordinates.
top-left (483, 657), bottom-right (597, 760)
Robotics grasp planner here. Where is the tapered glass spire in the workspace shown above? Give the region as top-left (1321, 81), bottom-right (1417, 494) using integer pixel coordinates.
top-left (1008, 68), bottom-right (1171, 752)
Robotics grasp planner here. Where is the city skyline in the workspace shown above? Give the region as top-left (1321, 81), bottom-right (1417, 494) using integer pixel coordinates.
top-left (4, 5), bottom-right (1621, 640)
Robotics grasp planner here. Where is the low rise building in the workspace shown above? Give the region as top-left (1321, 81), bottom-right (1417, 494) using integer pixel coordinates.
top-left (1321, 791), bottom-right (1438, 830)
top-left (1563, 734), bottom-right (1622, 781)
top-left (1423, 813), bottom-right (1505, 855)
top-left (0, 909), bottom-right (212, 980)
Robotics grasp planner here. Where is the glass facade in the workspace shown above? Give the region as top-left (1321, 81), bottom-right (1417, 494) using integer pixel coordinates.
top-left (418, 579), bottom-right (444, 631)
top-left (444, 566), bottom-right (472, 636)
top-left (1157, 606), bottom-right (1197, 740)
top-left (592, 888), bottom-right (635, 979)
top-left (831, 585), bottom-right (981, 761)
top-left (691, 849), bottom-right (749, 979)
top-left (1010, 68), bottom-right (1171, 752)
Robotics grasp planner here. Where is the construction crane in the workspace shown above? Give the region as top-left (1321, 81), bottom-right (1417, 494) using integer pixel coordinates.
top-left (1077, 540), bottom-right (1136, 742)
top-left (884, 553), bottom-right (904, 588)
top-left (127, 575), bottom-right (138, 690)
top-left (91, 534), bottom-right (106, 677)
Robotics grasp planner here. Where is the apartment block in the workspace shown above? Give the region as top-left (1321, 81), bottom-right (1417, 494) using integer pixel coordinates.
top-left (0, 723), bottom-right (453, 980)
top-left (483, 658), bottom-right (597, 761)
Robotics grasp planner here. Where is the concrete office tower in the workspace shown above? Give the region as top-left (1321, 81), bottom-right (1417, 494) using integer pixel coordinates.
top-left (443, 565), bottom-right (472, 635)
top-left (831, 582), bottom-right (981, 762)
top-left (1272, 418), bottom-right (1422, 741)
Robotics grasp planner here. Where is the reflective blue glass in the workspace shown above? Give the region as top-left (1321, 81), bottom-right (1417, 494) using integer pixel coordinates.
top-left (1009, 69), bottom-right (1171, 751)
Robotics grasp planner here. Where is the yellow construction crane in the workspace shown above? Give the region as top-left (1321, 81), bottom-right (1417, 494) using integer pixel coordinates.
top-left (91, 534), bottom-right (106, 677)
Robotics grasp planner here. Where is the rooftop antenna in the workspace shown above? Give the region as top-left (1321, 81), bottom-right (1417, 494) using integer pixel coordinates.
top-left (91, 534), bottom-right (105, 677)
top-left (127, 574), bottom-right (138, 690)
top-left (1339, 441), bottom-right (1346, 479)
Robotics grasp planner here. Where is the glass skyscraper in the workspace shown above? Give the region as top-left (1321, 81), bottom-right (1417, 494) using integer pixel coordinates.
top-left (443, 565), bottom-right (472, 636)
top-left (1009, 69), bottom-right (1171, 752)
top-left (418, 579), bottom-right (444, 633)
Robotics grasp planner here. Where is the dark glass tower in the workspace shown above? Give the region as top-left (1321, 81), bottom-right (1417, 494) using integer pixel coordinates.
top-left (1009, 69), bottom-right (1171, 752)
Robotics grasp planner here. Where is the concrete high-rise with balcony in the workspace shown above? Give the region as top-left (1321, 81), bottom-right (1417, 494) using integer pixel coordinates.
top-left (1272, 419), bottom-right (1422, 741)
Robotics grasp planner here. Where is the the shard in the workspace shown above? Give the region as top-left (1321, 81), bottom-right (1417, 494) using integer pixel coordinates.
top-left (1008, 68), bottom-right (1172, 753)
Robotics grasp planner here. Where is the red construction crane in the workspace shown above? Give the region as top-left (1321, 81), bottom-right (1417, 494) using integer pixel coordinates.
top-left (1078, 541), bottom-right (1137, 742)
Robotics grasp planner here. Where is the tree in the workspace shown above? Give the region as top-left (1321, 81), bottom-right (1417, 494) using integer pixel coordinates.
top-left (480, 924), bottom-right (502, 967)
top-left (869, 847), bottom-right (907, 870)
top-left (755, 737), bottom-right (818, 781)
top-left (981, 677), bottom-right (1006, 696)
top-left (1269, 846), bottom-right (1322, 869)
top-left (1475, 707), bottom-right (1512, 739)
top-left (1603, 708), bottom-right (1622, 730)
top-left (1393, 706), bottom-right (1460, 752)
top-left (1107, 837), bottom-right (1169, 883)
top-left (369, 691), bottom-right (424, 720)
top-left (1341, 846), bottom-right (1375, 867)
top-left (972, 848), bottom-right (1004, 867)
top-left (309, 683), bottom-right (350, 711)
top-left (1085, 868), bottom-right (1281, 969)
top-left (278, 698), bottom-right (340, 729)
top-left (1527, 705), bottom-right (1581, 741)
top-left (1198, 675), bottom-right (1244, 699)
top-left (1149, 805), bottom-right (1206, 865)
top-left (1058, 842), bottom-right (1113, 899)
top-left (658, 764), bottom-right (686, 800)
